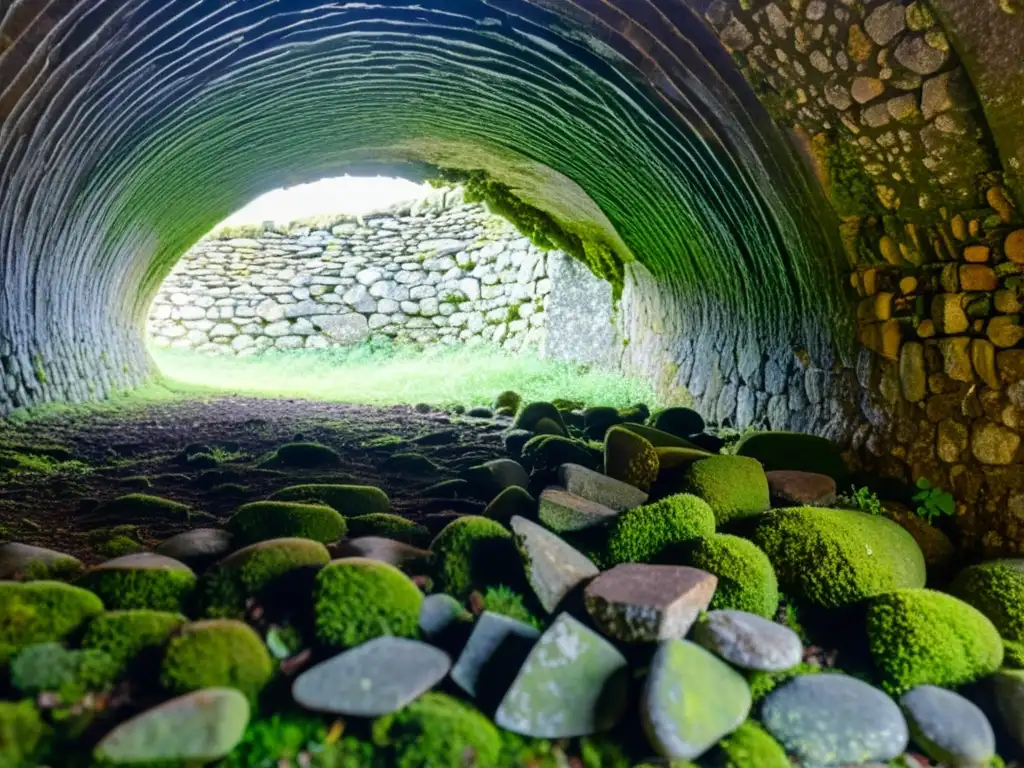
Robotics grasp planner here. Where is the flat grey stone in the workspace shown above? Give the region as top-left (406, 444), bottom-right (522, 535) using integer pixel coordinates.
top-left (495, 614), bottom-right (628, 738)
top-left (0, 542), bottom-right (82, 580)
top-left (538, 487), bottom-right (618, 532)
top-left (558, 463), bottom-right (648, 511)
top-left (93, 552), bottom-right (193, 572)
top-left (692, 610), bottom-right (803, 671)
top-left (901, 685), bottom-right (995, 767)
top-left (584, 564), bottom-right (717, 642)
top-left (762, 674), bottom-right (908, 765)
top-left (292, 637), bottom-right (450, 717)
top-left (418, 593), bottom-right (470, 639)
top-left (510, 516), bottom-right (599, 613)
top-left (451, 611), bottom-right (539, 699)
top-left (155, 529), bottom-right (233, 562)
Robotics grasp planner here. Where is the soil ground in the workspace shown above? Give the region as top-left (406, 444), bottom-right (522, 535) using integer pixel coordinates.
top-left (0, 396), bottom-right (508, 562)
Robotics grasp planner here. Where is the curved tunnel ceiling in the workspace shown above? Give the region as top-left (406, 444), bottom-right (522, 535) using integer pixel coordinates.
top-left (0, 0), bottom-right (851, 408)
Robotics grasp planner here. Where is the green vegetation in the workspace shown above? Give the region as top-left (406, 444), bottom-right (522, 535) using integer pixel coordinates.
top-left (347, 514), bottom-right (430, 546)
top-left (221, 712), bottom-right (377, 768)
top-left (160, 619), bottom-right (273, 701)
top-left (90, 493), bottom-right (192, 526)
top-left (951, 560), bottom-right (1024, 643)
top-left (752, 507), bottom-right (926, 608)
top-left (481, 586), bottom-right (543, 630)
top-left (0, 450), bottom-right (91, 477)
top-left (0, 581), bottom-right (104, 663)
top-left (10, 642), bottom-right (119, 700)
top-left (711, 721), bottom-right (790, 768)
top-left (269, 484), bottom-right (391, 516)
top-left (372, 692), bottom-right (501, 768)
top-left (81, 610), bottom-right (186, 668)
top-left (430, 517), bottom-right (522, 600)
top-left (838, 486), bottom-right (884, 516)
top-left (746, 662), bottom-right (822, 703)
top-left (682, 534), bottom-right (779, 618)
top-left (911, 478), bottom-right (955, 524)
top-left (77, 564), bottom-right (197, 612)
top-left (0, 700), bottom-right (47, 767)
top-left (602, 494), bottom-right (715, 567)
top-left (604, 426), bottom-right (659, 492)
top-left (734, 431), bottom-right (849, 484)
top-left (228, 501), bottom-right (347, 546)
top-left (866, 589), bottom-right (1004, 694)
top-left (680, 456), bottom-right (770, 525)
top-left (314, 559), bottom-right (423, 648)
top-left (263, 442), bottom-right (343, 469)
top-left (513, 401), bottom-right (566, 434)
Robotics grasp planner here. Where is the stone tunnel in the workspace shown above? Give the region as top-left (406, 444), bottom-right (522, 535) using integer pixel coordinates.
top-left (1, 0), bottom-right (1024, 552)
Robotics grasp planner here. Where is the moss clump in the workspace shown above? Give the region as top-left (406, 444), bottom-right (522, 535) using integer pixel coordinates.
top-left (649, 407), bottom-right (705, 438)
top-left (679, 456), bottom-right (769, 525)
top-left (10, 642), bottom-right (119, 699)
top-left (481, 586), bottom-right (543, 630)
top-left (263, 442), bottom-right (343, 469)
top-left (160, 619), bottom-right (273, 701)
top-left (520, 435), bottom-right (598, 473)
top-left (735, 431), bottom-right (850, 485)
top-left (228, 501), bottom-right (347, 546)
top-left (95, 535), bottom-right (145, 558)
top-left (347, 514), bottom-right (430, 546)
top-left (0, 700), bottom-right (47, 767)
top-left (604, 426), bottom-right (659, 492)
top-left (513, 402), bottom-right (566, 435)
top-left (484, 486), bottom-right (536, 522)
top-left (746, 662), bottom-right (822, 703)
top-left (752, 507), bottom-right (926, 608)
top-left (950, 560), bottom-right (1024, 643)
top-left (494, 390), bottom-right (522, 412)
top-left (77, 562), bottom-right (197, 612)
top-left (199, 538), bottom-right (331, 619)
top-left (0, 581), bottom-right (104, 663)
top-left (382, 453), bottom-right (441, 474)
top-left (682, 534), bottom-right (778, 619)
top-left (709, 720), bottom-right (789, 768)
top-left (602, 494), bottom-right (715, 567)
top-left (430, 516), bottom-right (521, 600)
top-left (866, 588), bottom-right (1004, 694)
top-left (81, 610), bottom-right (187, 668)
top-left (314, 558), bottom-right (423, 648)
top-left (1005, 639), bottom-right (1024, 669)
top-left (89, 493), bottom-right (191, 525)
top-left (221, 711), bottom-right (380, 768)
top-left (269, 484), bottom-right (390, 516)
top-left (372, 692), bottom-right (501, 768)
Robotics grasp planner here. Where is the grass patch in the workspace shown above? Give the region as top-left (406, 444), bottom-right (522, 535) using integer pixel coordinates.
top-left (149, 342), bottom-right (659, 409)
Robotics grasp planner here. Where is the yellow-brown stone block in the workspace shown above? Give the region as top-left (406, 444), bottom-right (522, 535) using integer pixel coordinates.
top-left (931, 293), bottom-right (969, 334)
top-left (988, 315), bottom-right (1024, 348)
top-left (917, 319), bottom-right (936, 339)
top-left (959, 264), bottom-right (998, 291)
top-left (939, 336), bottom-right (973, 382)
top-left (971, 338), bottom-right (1000, 390)
top-left (963, 245), bottom-right (991, 263)
top-left (899, 276), bottom-right (918, 295)
top-left (951, 215), bottom-right (967, 241)
top-left (988, 187), bottom-right (1016, 224)
top-left (879, 236), bottom-right (902, 265)
top-left (1005, 229), bottom-right (1024, 264)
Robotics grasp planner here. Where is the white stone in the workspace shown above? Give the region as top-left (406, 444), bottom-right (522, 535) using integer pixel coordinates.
top-left (356, 267), bottom-right (384, 285)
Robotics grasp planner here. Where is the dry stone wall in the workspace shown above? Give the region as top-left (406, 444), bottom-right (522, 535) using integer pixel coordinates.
top-left (147, 196), bottom-right (559, 354)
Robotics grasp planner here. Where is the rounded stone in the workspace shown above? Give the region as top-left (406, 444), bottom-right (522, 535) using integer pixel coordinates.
top-left (692, 609), bottom-right (803, 672)
top-left (0, 542), bottom-right (83, 580)
top-left (900, 685), bottom-right (995, 767)
top-left (154, 529), bottom-right (233, 563)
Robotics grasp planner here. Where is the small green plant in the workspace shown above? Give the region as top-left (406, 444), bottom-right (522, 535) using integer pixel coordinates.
top-left (912, 478), bottom-right (955, 524)
top-left (839, 486), bottom-right (884, 516)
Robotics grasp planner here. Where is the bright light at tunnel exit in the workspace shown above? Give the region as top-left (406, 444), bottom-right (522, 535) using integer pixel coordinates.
top-left (218, 176), bottom-right (431, 226)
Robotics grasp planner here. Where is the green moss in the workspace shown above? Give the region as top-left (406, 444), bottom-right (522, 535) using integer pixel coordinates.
top-left (347, 514), bottom-right (430, 546)
top-left (269, 484), bottom-right (391, 516)
top-left (263, 442), bottom-right (343, 469)
top-left (520, 435), bottom-right (597, 473)
top-left (481, 586), bottom-right (543, 630)
top-left (579, 735), bottom-right (631, 768)
top-left (77, 566), bottom-right (196, 612)
top-left (12, 553), bottom-right (84, 582)
top-left (604, 425), bottom-right (659, 492)
top-left (10, 641), bottom-right (119, 700)
top-left (513, 401), bottom-right (566, 434)
top-left (430, 516), bottom-right (522, 600)
top-left (0, 581), bottom-right (104, 664)
top-left (1005, 639), bottom-right (1024, 669)
top-left (679, 456), bottom-right (769, 525)
top-left (372, 692), bottom-right (501, 768)
top-left (228, 501), bottom-right (347, 546)
top-left (681, 534), bottom-right (778, 618)
top-left (602, 494), bottom-right (715, 567)
top-left (710, 720), bottom-right (790, 768)
top-left (314, 558), bottom-right (423, 648)
top-left (160, 619), bottom-right (273, 701)
top-left (89, 493), bottom-right (191, 525)
top-left (221, 711), bottom-right (381, 768)
top-left (198, 538), bottom-right (331, 619)
top-left (0, 700), bottom-right (47, 768)
top-left (382, 452), bottom-right (441, 474)
top-left (493, 390), bottom-right (522, 412)
top-left (746, 662), bottom-right (822, 703)
top-left (95, 535), bottom-right (145, 558)
top-left (950, 560), bottom-right (1024, 643)
top-left (734, 431), bottom-right (850, 485)
top-left (753, 507), bottom-right (926, 608)
top-left (866, 588), bottom-right (1004, 694)
top-left (81, 610), bottom-right (187, 668)
top-left (811, 132), bottom-right (884, 218)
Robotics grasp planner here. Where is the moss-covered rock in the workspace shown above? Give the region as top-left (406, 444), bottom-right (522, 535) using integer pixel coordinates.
top-left (494, 390), bottom-right (522, 412)
top-left (514, 402), bottom-right (566, 435)
top-left (679, 456), bottom-right (769, 525)
top-left (602, 494), bottom-right (715, 567)
top-left (484, 486), bottom-right (536, 522)
top-left (76, 553), bottom-right (197, 612)
top-left (89, 493), bottom-right (191, 526)
top-left (0, 580), bottom-right (104, 663)
top-left (372, 692), bottom-right (501, 768)
top-left (0, 542), bottom-right (83, 581)
top-left (81, 609), bottom-right (186, 672)
top-left (735, 431), bottom-right (849, 484)
top-left (681, 535), bottom-right (778, 619)
top-left (950, 559), bottom-right (1024, 643)
top-left (480, 585), bottom-right (544, 630)
top-left (619, 423), bottom-right (702, 450)
top-left (263, 442), bottom-right (343, 469)
top-left (649, 407), bottom-right (705, 439)
top-left (710, 720), bottom-right (790, 768)
top-left (866, 588), bottom-right (1004, 694)
top-left (314, 557), bottom-right (423, 648)
top-left (269, 484), bottom-right (390, 516)
top-left (199, 538), bottom-right (331, 619)
top-left (752, 507), bottom-right (926, 608)
top-left (161, 619), bottom-right (273, 700)
top-left (228, 500), bottom-right (347, 546)
top-left (617, 403), bottom-right (650, 424)
top-left (382, 452), bottom-right (442, 474)
top-left (10, 641), bottom-right (119, 699)
top-left (604, 425), bottom-right (659, 492)
top-left (520, 434), bottom-right (598, 473)
top-left (347, 514), bottom-right (430, 546)
top-left (0, 700), bottom-right (46, 767)
top-left (430, 516), bottom-right (522, 600)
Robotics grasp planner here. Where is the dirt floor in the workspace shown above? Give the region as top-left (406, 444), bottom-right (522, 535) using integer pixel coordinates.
top-left (0, 397), bottom-right (510, 562)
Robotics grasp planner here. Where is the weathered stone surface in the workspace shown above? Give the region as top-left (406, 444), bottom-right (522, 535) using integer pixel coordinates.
top-left (510, 516), bottom-right (599, 613)
top-left (0, 542), bottom-right (82, 580)
top-left (894, 35), bottom-right (948, 75)
top-left (155, 529), bottom-right (233, 563)
top-left (538, 487), bottom-right (618, 532)
top-left (692, 610), bottom-right (802, 672)
top-left (92, 552), bottom-right (193, 572)
top-left (495, 614), bottom-right (629, 738)
top-left (762, 675), bottom-right (908, 765)
top-left (766, 470), bottom-right (837, 506)
top-left (584, 564), bottom-right (717, 642)
top-left (451, 611), bottom-right (540, 698)
top-left (993, 669), bottom-right (1024, 748)
top-left (329, 536), bottom-right (431, 572)
top-left (418, 593), bottom-right (470, 639)
top-left (865, 2), bottom-right (906, 46)
top-left (558, 463), bottom-right (648, 511)
top-left (900, 685), bottom-right (995, 767)
top-left (971, 421), bottom-right (1021, 465)
top-left (642, 639), bottom-right (751, 760)
top-left (899, 342), bottom-right (927, 403)
top-left (293, 637), bottom-right (450, 716)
